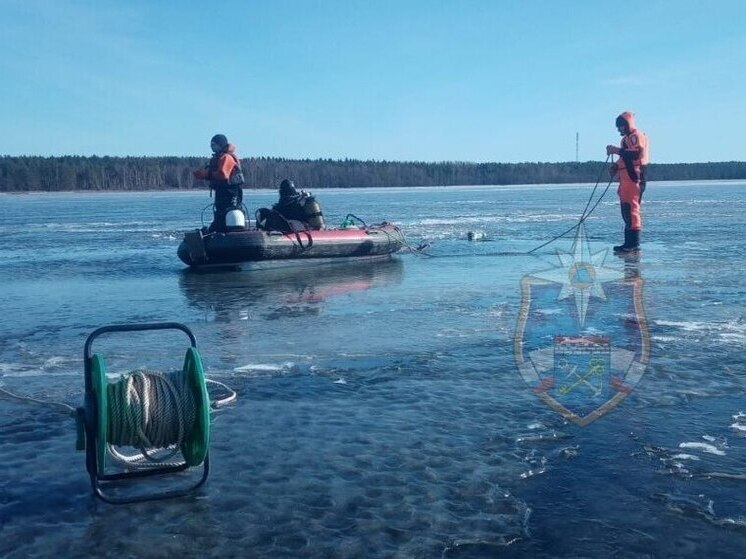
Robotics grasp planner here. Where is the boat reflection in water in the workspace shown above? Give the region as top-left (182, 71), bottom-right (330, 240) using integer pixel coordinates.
top-left (179, 256), bottom-right (405, 322)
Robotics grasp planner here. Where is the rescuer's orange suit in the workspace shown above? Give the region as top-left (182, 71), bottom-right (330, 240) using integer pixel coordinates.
top-left (193, 134), bottom-right (243, 232)
top-left (606, 111), bottom-right (649, 252)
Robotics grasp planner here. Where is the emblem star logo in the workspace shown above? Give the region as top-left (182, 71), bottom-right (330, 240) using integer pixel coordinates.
top-left (530, 224), bottom-right (625, 327)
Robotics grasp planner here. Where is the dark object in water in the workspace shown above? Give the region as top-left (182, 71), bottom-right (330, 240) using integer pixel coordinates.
top-left (467, 231), bottom-right (490, 242)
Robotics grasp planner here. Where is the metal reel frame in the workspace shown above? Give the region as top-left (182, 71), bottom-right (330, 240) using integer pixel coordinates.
top-left (79, 322), bottom-right (210, 504)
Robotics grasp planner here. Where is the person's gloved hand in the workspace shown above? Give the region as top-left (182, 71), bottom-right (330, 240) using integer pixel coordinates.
top-left (193, 168), bottom-right (209, 179)
top-left (606, 145), bottom-right (620, 155)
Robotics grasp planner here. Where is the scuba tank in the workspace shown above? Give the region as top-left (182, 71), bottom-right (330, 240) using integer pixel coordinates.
top-left (225, 208), bottom-right (247, 229)
top-left (302, 193), bottom-right (325, 230)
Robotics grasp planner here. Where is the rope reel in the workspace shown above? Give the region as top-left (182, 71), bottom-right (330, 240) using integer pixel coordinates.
top-left (79, 322), bottom-right (212, 504)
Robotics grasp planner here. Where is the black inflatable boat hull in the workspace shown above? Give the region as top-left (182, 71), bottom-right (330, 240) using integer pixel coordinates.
top-left (177, 224), bottom-right (403, 269)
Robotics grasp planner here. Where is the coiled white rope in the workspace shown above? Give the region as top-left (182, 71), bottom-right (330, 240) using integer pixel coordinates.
top-left (107, 369), bottom-right (193, 466)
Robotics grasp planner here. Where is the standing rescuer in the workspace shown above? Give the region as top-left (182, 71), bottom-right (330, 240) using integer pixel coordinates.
top-left (606, 112), bottom-right (649, 253)
top-left (193, 134), bottom-right (245, 232)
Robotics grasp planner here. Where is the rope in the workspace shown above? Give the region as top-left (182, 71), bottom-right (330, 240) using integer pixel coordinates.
top-left (206, 378), bottom-right (238, 408)
top-left (106, 371), bottom-right (236, 468)
top-left (398, 157), bottom-right (616, 258)
top-left (0, 385), bottom-right (76, 416)
top-left (200, 203), bottom-right (214, 229)
top-left (362, 157), bottom-right (616, 260)
top-left (107, 369), bottom-right (193, 464)
top-left (395, 229), bottom-right (433, 257)
top-left (526, 155), bottom-right (613, 254)
top-left (345, 213), bottom-right (431, 256)
top-left (366, 222), bottom-right (433, 257)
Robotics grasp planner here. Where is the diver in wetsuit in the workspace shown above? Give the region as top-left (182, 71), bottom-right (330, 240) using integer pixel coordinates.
top-left (272, 179), bottom-right (307, 223)
top-left (258, 179), bottom-right (324, 231)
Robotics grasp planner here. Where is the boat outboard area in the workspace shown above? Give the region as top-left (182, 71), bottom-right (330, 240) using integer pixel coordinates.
top-left (177, 209), bottom-right (405, 270)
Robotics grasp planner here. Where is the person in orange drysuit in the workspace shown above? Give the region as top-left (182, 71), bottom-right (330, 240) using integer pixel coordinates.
top-left (193, 134), bottom-right (243, 232)
top-left (606, 112), bottom-right (649, 252)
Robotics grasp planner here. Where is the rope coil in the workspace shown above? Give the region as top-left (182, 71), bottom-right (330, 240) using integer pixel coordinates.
top-left (106, 369), bottom-right (197, 465)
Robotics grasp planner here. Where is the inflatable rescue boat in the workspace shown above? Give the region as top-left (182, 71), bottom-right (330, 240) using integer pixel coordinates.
top-left (177, 222), bottom-right (404, 270)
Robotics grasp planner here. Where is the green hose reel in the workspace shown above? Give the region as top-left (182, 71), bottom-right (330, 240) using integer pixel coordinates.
top-left (79, 323), bottom-right (211, 504)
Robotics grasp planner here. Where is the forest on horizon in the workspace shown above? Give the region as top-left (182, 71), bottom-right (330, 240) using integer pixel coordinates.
top-left (1, 155), bottom-right (746, 192)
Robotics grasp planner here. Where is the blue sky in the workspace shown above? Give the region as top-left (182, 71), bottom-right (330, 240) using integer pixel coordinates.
top-left (1, 0), bottom-right (744, 163)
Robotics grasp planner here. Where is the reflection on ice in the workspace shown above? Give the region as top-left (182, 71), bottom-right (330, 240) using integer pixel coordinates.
top-left (179, 257), bottom-right (404, 322)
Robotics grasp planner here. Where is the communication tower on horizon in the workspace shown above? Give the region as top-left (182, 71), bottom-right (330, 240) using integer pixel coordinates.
top-left (576, 132), bottom-right (579, 162)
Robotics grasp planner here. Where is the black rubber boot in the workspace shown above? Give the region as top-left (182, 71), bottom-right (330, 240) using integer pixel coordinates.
top-left (613, 230), bottom-right (631, 253)
top-left (627, 229), bottom-right (640, 251)
top-left (617, 230), bottom-right (640, 253)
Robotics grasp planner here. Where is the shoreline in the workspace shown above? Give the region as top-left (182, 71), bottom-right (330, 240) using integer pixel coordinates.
top-left (2, 178), bottom-right (746, 195)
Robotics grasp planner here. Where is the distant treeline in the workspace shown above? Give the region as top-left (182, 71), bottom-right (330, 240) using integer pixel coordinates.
top-left (1, 155), bottom-right (746, 192)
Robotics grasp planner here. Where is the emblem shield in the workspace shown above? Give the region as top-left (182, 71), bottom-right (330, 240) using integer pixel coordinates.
top-left (514, 228), bottom-right (649, 426)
